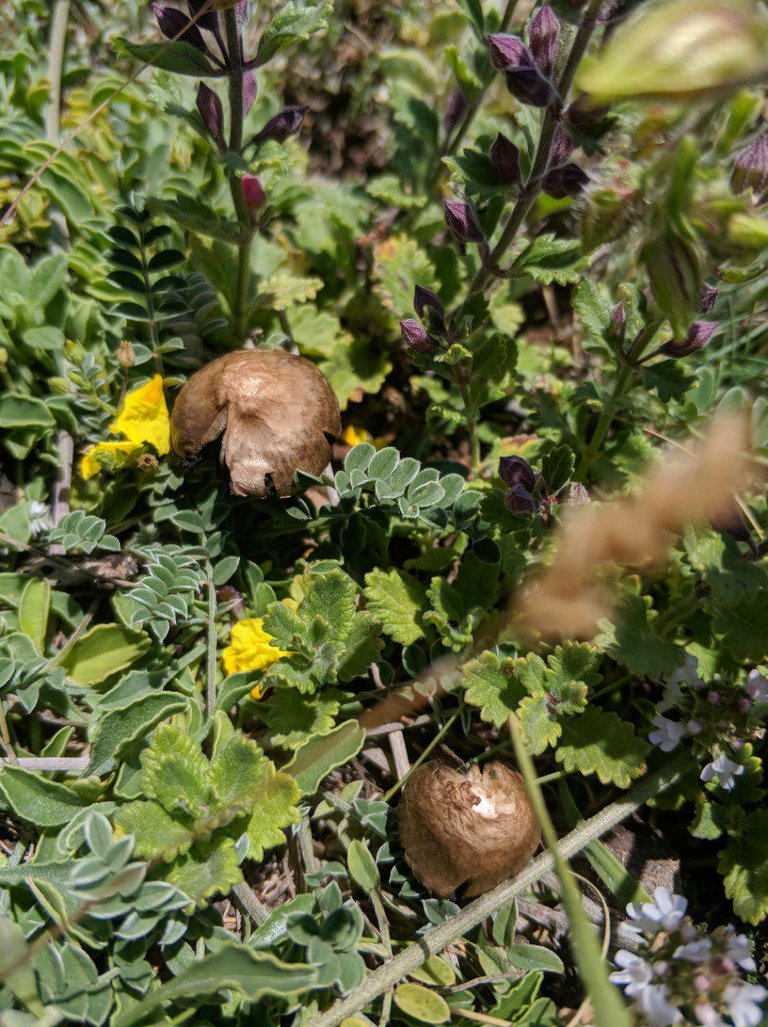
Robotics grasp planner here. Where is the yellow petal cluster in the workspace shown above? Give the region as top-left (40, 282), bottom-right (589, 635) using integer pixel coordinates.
top-left (221, 617), bottom-right (290, 698)
top-left (81, 376), bottom-right (170, 480)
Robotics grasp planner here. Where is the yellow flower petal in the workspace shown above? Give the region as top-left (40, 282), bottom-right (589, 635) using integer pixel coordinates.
top-left (80, 440), bottom-right (140, 480)
top-left (221, 617), bottom-right (290, 677)
top-left (341, 425), bottom-right (372, 447)
top-left (110, 375), bottom-right (170, 454)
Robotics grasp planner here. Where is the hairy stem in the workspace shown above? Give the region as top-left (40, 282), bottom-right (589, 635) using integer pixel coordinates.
top-left (205, 560), bottom-right (217, 718)
top-left (310, 751), bottom-right (691, 1027)
top-left (468, 0), bottom-right (605, 296)
top-left (45, 0), bottom-right (71, 143)
top-left (224, 6), bottom-right (254, 342)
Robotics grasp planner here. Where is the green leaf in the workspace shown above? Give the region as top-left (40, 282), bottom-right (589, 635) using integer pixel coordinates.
top-left (165, 835), bottom-right (243, 907)
top-left (60, 624), bottom-right (151, 685)
top-left (555, 708), bottom-right (648, 788)
top-left (114, 801), bottom-right (192, 860)
top-left (393, 982), bottom-right (450, 1024)
top-left (208, 734), bottom-right (270, 826)
top-left (262, 689), bottom-right (341, 749)
top-left (718, 810), bottom-right (768, 924)
top-left (596, 596), bottom-right (685, 677)
top-left (506, 944), bottom-right (564, 974)
top-left (285, 720), bottom-right (366, 796)
top-left (141, 725), bottom-right (211, 817)
top-left (541, 445), bottom-right (575, 494)
top-left (0, 394), bottom-right (54, 429)
top-left (0, 766), bottom-right (87, 827)
top-left (642, 359), bottom-right (695, 402)
top-left (364, 568), bottom-right (425, 645)
top-left (114, 941), bottom-right (317, 1027)
top-left (18, 577), bottom-right (50, 653)
top-left (86, 693), bottom-right (189, 777)
top-left (511, 234), bottom-right (589, 286)
top-left (713, 593), bottom-right (768, 661)
top-left (347, 839), bottom-right (380, 891)
top-left (114, 37), bottom-right (217, 76)
top-left (462, 652), bottom-right (525, 728)
top-left (255, 1), bottom-right (332, 65)
top-left (243, 766), bottom-right (301, 862)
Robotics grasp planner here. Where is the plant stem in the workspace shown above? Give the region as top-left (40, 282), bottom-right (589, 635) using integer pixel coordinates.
top-left (468, 0), bottom-right (605, 297)
top-left (223, 7), bottom-right (254, 343)
top-left (310, 751), bottom-right (691, 1027)
top-left (383, 709), bottom-right (460, 802)
top-left (45, 0), bottom-right (71, 144)
top-left (205, 560), bottom-right (217, 718)
top-left (458, 382), bottom-right (481, 473)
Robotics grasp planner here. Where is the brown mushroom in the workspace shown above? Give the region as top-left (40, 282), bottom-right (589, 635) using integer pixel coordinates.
top-left (398, 760), bottom-right (540, 898)
top-left (170, 350), bottom-right (341, 498)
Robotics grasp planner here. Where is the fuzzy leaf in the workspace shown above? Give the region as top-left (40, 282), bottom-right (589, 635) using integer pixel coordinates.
top-left (165, 835), bottom-right (243, 908)
top-left (262, 689), bottom-right (341, 749)
top-left (0, 766), bottom-right (87, 827)
top-left (555, 708), bottom-right (648, 788)
top-left (140, 725), bottom-right (211, 817)
top-left (364, 568), bottom-right (425, 645)
top-left (114, 801), bottom-right (192, 860)
top-left (285, 720), bottom-right (366, 796)
top-left (511, 234), bottom-right (589, 286)
top-left (462, 652), bottom-right (526, 728)
top-left (60, 624), bottom-right (151, 685)
top-left (243, 766), bottom-right (301, 862)
top-left (718, 810), bottom-right (768, 924)
top-left (596, 597), bottom-right (685, 677)
top-left (207, 735), bottom-right (269, 826)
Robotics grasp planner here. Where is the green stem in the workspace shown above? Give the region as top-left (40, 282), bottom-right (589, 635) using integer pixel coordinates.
top-left (458, 381), bottom-right (481, 474)
top-left (223, 7), bottom-right (254, 343)
top-left (205, 560), bottom-right (217, 718)
top-left (310, 751), bottom-right (692, 1027)
top-left (45, 0), bottom-right (71, 144)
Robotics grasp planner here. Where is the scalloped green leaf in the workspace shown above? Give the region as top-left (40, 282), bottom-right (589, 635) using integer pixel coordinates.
top-left (555, 708), bottom-right (648, 788)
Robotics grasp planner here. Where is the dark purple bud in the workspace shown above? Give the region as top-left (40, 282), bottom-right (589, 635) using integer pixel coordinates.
top-left (504, 64), bottom-right (558, 108)
top-left (737, 696), bottom-right (752, 714)
top-left (242, 174), bottom-right (266, 210)
top-left (444, 90), bottom-right (468, 134)
top-left (559, 481), bottom-right (589, 506)
top-left (486, 33), bottom-right (530, 70)
top-left (196, 82), bottom-right (224, 146)
top-left (662, 320), bottom-right (718, 358)
top-left (151, 2), bottom-right (207, 51)
top-left (490, 133), bottom-right (521, 186)
top-left (542, 162), bottom-right (589, 198)
top-left (565, 96), bottom-right (611, 131)
top-left (443, 200), bottom-right (485, 244)
top-left (707, 690), bottom-right (721, 706)
top-left (550, 123), bottom-right (574, 167)
top-left (732, 134), bottom-right (768, 198)
top-left (529, 3), bottom-right (560, 77)
top-left (505, 483), bottom-right (537, 515)
top-left (609, 300), bottom-right (627, 342)
top-left (400, 319), bottom-right (438, 354)
top-left (413, 285), bottom-right (444, 321)
top-left (499, 455), bottom-right (536, 490)
top-left (251, 105), bottom-right (307, 146)
top-left (243, 70), bottom-right (257, 114)
top-left (698, 284), bottom-right (718, 314)
top-left (187, 0), bottom-right (218, 32)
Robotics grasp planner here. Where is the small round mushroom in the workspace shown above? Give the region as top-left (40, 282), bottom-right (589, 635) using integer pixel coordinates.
top-left (170, 350), bottom-right (341, 498)
top-left (399, 760), bottom-right (540, 898)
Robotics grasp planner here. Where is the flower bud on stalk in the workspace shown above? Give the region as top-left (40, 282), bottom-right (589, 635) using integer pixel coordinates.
top-left (187, 0), bottom-right (219, 32)
top-left (243, 70), bottom-right (258, 114)
top-left (504, 63), bottom-right (558, 108)
top-left (499, 455), bottom-right (536, 490)
top-left (443, 200), bottom-right (485, 244)
top-left (609, 300), bottom-right (627, 345)
top-left (151, 2), bottom-right (207, 51)
top-left (490, 133), bottom-right (521, 186)
top-left (731, 133), bottom-right (768, 198)
top-left (251, 105), bottom-right (307, 147)
top-left (242, 174), bottom-right (266, 211)
top-left (542, 162), bottom-right (589, 198)
top-left (444, 90), bottom-right (468, 134)
top-left (528, 3), bottom-right (560, 77)
top-left (117, 340), bottom-right (136, 369)
top-left (400, 319), bottom-right (438, 354)
top-left (486, 32), bottom-right (530, 70)
top-left (698, 283), bottom-right (719, 314)
top-left (662, 320), bottom-right (718, 358)
top-left (549, 123), bottom-right (574, 167)
top-left (641, 229), bottom-right (704, 342)
top-left (196, 82), bottom-right (224, 148)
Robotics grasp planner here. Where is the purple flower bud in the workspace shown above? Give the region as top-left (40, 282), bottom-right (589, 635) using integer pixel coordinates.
top-left (187, 0), bottom-right (219, 32)
top-left (196, 82), bottom-right (224, 146)
top-left (662, 320), bottom-right (718, 358)
top-left (559, 481), bottom-right (589, 506)
top-left (505, 483), bottom-right (537, 515)
top-left (242, 174), bottom-right (266, 210)
top-left (243, 70), bottom-right (258, 114)
top-left (542, 162), bottom-right (589, 198)
top-left (737, 696), bottom-right (752, 714)
top-left (444, 200), bottom-right (485, 244)
top-left (486, 33), bottom-right (530, 70)
top-left (490, 132), bottom-right (521, 186)
top-left (707, 690), bottom-right (721, 707)
top-left (529, 3), bottom-right (560, 77)
top-left (609, 300), bottom-right (627, 342)
top-left (400, 319), bottom-right (437, 354)
top-left (698, 284), bottom-right (718, 314)
top-left (499, 455), bottom-right (536, 490)
top-left (251, 105), bottom-right (307, 146)
top-left (732, 738), bottom-right (744, 751)
top-left (686, 719), bottom-right (703, 735)
top-left (550, 123), bottom-right (574, 167)
top-left (151, 2), bottom-right (207, 51)
top-left (732, 134), bottom-right (768, 199)
top-left (504, 64), bottom-right (558, 108)
top-left (444, 90), bottom-right (468, 134)
top-left (413, 285), bottom-right (444, 321)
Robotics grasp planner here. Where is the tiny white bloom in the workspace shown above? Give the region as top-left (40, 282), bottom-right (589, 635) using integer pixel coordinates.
top-left (700, 754), bottom-right (744, 792)
top-left (649, 715), bottom-right (687, 752)
top-left (673, 937), bottom-right (711, 962)
top-left (694, 1003), bottom-right (725, 1027)
top-left (637, 983), bottom-right (683, 1026)
top-left (745, 669), bottom-right (768, 703)
top-left (28, 500), bottom-right (51, 538)
top-left (627, 886), bottom-right (688, 935)
top-left (609, 949), bottom-right (654, 996)
top-left (722, 926), bottom-right (756, 971)
top-left (723, 981), bottom-right (767, 1027)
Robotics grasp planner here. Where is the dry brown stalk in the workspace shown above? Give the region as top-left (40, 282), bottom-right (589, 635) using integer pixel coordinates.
top-left (514, 413), bottom-right (757, 639)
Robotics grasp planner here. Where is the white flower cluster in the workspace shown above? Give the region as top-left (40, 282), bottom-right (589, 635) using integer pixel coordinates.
top-left (610, 886), bottom-right (766, 1027)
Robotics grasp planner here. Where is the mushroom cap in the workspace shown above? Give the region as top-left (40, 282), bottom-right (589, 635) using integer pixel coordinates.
top-left (398, 760), bottom-right (540, 898)
top-left (170, 349), bottom-right (342, 498)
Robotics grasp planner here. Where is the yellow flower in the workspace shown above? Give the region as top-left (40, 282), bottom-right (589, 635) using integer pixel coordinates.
top-left (340, 425), bottom-right (388, 450)
top-left (80, 376), bottom-right (171, 480)
top-left (80, 440), bottom-right (140, 481)
top-left (221, 618), bottom-right (290, 698)
top-left (109, 375), bottom-right (170, 453)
